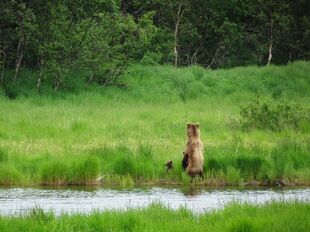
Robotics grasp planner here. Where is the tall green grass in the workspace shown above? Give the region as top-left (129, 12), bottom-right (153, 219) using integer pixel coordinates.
top-left (0, 62), bottom-right (309, 186)
top-left (0, 202), bottom-right (309, 232)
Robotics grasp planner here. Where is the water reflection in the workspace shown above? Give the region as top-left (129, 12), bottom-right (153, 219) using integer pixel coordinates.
top-left (181, 186), bottom-right (204, 196)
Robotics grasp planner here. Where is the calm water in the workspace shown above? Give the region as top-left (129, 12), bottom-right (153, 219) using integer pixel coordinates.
top-left (0, 187), bottom-right (309, 215)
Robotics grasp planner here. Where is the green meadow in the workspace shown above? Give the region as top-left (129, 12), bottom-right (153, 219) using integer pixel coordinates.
top-left (0, 202), bottom-right (309, 232)
top-left (0, 61), bottom-right (309, 186)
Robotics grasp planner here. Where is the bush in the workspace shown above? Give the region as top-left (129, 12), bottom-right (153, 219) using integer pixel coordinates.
top-left (140, 52), bottom-right (162, 65)
top-left (3, 83), bottom-right (19, 99)
top-left (240, 100), bottom-right (309, 131)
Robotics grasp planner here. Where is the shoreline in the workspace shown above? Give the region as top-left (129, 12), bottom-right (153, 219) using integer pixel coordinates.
top-left (1, 178), bottom-right (310, 188)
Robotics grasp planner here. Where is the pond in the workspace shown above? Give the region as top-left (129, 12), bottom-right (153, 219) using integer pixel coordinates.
top-left (0, 186), bottom-right (309, 215)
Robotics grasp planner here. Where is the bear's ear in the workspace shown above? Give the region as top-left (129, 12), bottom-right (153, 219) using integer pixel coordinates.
top-left (187, 123), bottom-right (191, 129)
top-left (196, 123), bottom-right (200, 128)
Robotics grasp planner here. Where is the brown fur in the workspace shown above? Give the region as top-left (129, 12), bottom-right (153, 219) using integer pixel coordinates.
top-left (183, 123), bottom-right (204, 177)
top-left (165, 160), bottom-right (173, 172)
top-left (182, 152), bottom-right (189, 170)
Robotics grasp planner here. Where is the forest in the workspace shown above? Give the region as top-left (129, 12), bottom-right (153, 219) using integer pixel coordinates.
top-left (1, 0), bottom-right (309, 94)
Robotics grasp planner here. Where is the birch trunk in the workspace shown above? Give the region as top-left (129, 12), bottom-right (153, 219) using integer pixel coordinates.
top-left (267, 10), bottom-right (273, 66)
top-left (170, 1), bottom-right (183, 68)
top-left (88, 70), bottom-right (95, 84)
top-left (13, 17), bottom-right (26, 82)
top-left (36, 59), bottom-right (43, 92)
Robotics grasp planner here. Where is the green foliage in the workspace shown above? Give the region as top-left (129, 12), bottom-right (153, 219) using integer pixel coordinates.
top-left (1, 0), bottom-right (309, 95)
top-left (240, 100), bottom-right (310, 131)
top-left (2, 83), bottom-right (19, 100)
top-left (140, 52), bottom-right (163, 65)
top-left (0, 149), bottom-right (8, 163)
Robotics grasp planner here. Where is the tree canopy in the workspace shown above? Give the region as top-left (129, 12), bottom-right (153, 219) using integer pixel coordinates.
top-left (0, 0), bottom-right (309, 91)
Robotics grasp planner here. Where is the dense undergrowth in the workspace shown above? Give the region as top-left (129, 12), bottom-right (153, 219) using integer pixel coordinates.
top-left (0, 61), bottom-right (309, 186)
top-left (0, 202), bottom-right (309, 232)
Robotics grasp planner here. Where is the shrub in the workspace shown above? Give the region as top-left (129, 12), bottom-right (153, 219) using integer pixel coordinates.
top-left (140, 52), bottom-right (162, 65)
top-left (3, 83), bottom-right (19, 99)
top-left (240, 100), bottom-right (309, 131)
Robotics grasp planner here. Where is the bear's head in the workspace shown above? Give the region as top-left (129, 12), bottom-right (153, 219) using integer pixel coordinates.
top-left (186, 123), bottom-right (200, 138)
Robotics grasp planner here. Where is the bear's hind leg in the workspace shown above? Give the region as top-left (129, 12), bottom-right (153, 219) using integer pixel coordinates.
top-left (182, 153), bottom-right (189, 170)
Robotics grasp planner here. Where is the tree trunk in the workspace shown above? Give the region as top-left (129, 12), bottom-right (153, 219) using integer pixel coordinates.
top-left (88, 70), bottom-right (95, 84)
top-left (13, 50), bottom-right (24, 82)
top-left (267, 10), bottom-right (273, 66)
top-left (13, 16), bottom-right (26, 82)
top-left (0, 51), bottom-right (5, 85)
top-left (190, 48), bottom-right (198, 65)
top-left (267, 43), bottom-right (272, 66)
top-left (173, 17), bottom-right (180, 67)
top-left (0, 23), bottom-right (5, 85)
top-left (54, 71), bottom-right (61, 91)
top-left (36, 75), bottom-right (41, 93)
top-left (170, 1), bottom-right (183, 68)
top-left (288, 48), bottom-right (292, 63)
top-left (36, 59), bottom-right (43, 92)
top-left (206, 47), bottom-right (220, 69)
top-left (54, 77), bottom-right (60, 91)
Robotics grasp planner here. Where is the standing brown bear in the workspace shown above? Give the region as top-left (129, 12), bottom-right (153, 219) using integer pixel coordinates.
top-left (182, 123), bottom-right (204, 177)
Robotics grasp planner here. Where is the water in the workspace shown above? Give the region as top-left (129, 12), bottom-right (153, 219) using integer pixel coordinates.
top-left (0, 187), bottom-right (309, 215)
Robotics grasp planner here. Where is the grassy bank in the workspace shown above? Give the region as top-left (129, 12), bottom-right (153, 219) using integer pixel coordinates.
top-left (0, 61), bottom-right (309, 186)
top-left (0, 202), bottom-right (309, 231)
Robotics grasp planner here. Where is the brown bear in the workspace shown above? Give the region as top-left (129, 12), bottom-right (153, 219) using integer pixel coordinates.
top-left (183, 123), bottom-right (204, 177)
